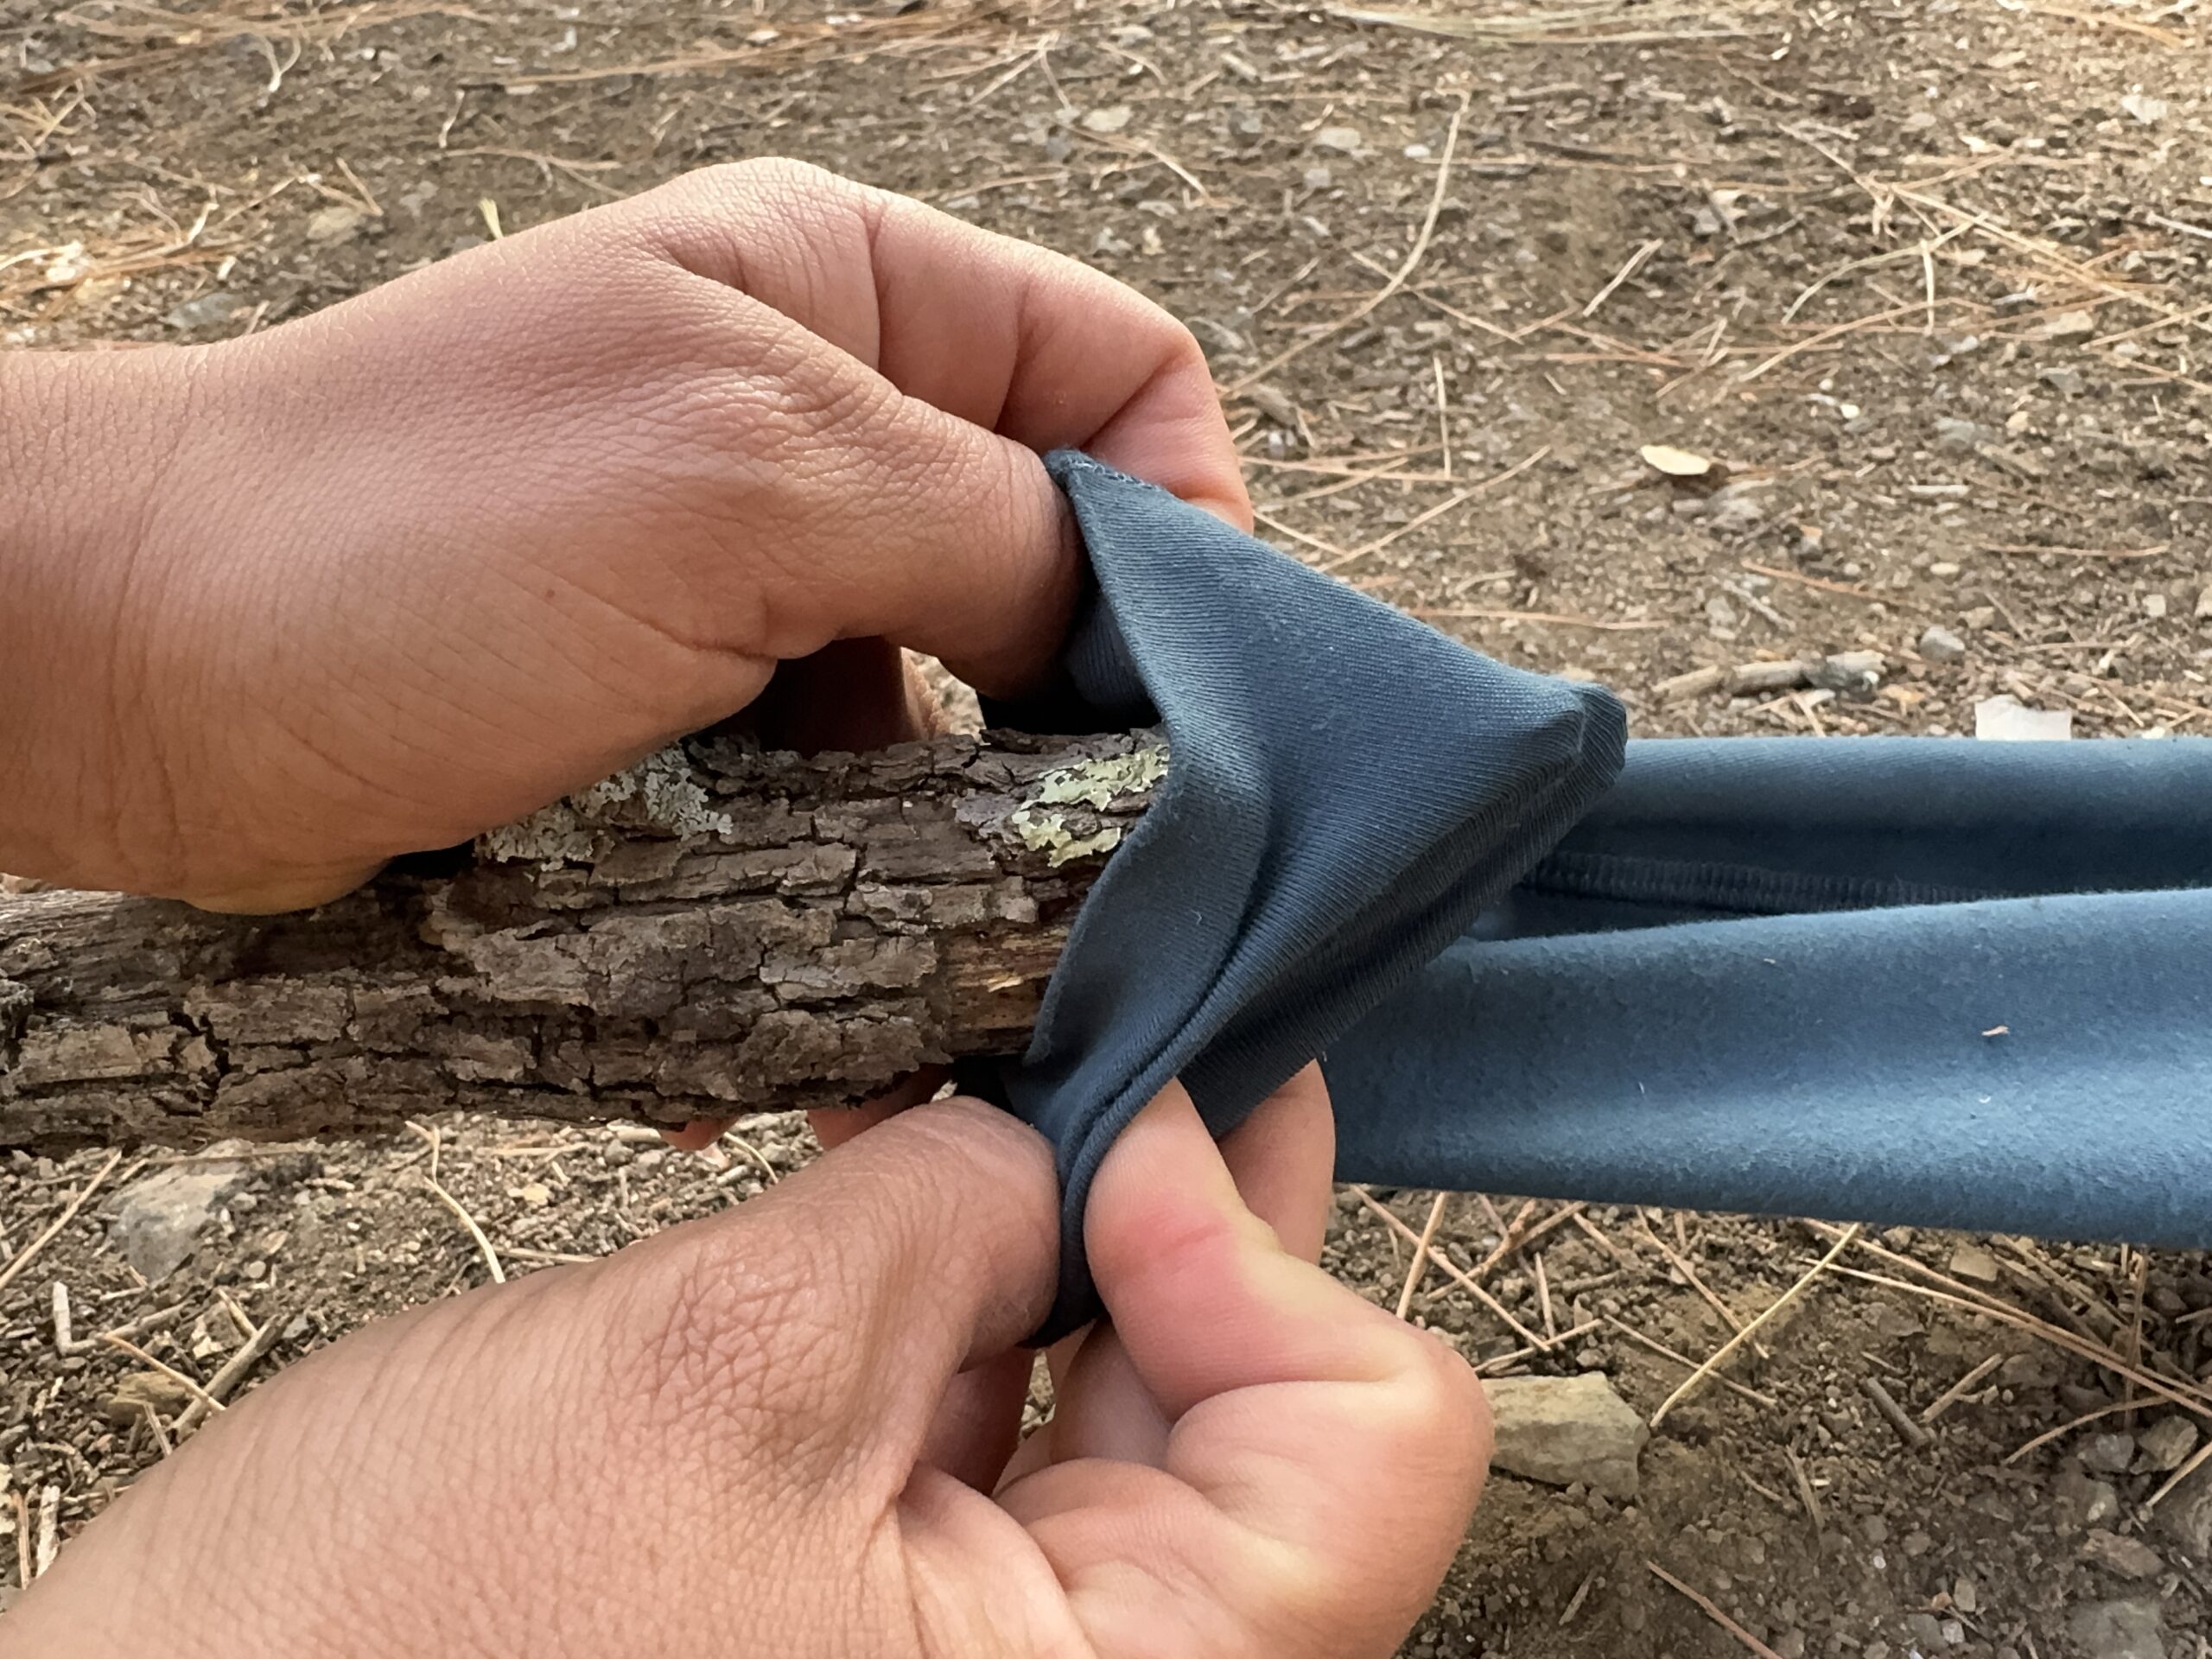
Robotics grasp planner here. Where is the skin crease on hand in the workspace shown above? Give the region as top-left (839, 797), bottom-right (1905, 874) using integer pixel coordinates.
top-left (6, 1070), bottom-right (1491, 1659)
top-left (0, 157), bottom-right (1249, 910)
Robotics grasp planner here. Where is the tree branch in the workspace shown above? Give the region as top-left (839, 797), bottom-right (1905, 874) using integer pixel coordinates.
top-left (0, 731), bottom-right (1165, 1153)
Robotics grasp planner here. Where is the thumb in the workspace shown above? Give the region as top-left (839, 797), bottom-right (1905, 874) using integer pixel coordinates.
top-left (647, 1096), bottom-right (1062, 1461)
top-left (1000, 1085), bottom-right (1489, 1659)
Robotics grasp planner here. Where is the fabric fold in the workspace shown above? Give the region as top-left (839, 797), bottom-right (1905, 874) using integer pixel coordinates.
top-left (978, 452), bottom-right (1628, 1334)
top-left (982, 461), bottom-right (2212, 1337)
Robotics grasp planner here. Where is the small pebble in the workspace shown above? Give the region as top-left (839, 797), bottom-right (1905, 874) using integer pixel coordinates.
top-left (2084, 1432), bottom-right (2138, 1475)
top-left (305, 203), bottom-right (367, 244)
top-left (2137, 1416), bottom-right (2199, 1473)
top-left (1919, 624), bottom-right (1967, 664)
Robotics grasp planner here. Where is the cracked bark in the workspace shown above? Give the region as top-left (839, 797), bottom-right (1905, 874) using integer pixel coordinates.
top-left (0, 731), bottom-right (1164, 1154)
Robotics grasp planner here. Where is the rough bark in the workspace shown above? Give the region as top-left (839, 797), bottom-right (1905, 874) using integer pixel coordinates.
top-left (0, 730), bottom-right (1165, 1153)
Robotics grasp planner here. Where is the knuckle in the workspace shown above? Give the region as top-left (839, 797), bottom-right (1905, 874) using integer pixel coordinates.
top-left (691, 363), bottom-right (888, 462)
top-left (645, 156), bottom-right (848, 233)
top-left (704, 155), bottom-right (848, 200)
top-left (900, 1096), bottom-right (1056, 1185)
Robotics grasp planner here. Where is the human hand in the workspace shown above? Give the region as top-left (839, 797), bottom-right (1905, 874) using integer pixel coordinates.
top-left (0, 159), bottom-right (1246, 909)
top-left (5, 1070), bottom-right (1488, 1659)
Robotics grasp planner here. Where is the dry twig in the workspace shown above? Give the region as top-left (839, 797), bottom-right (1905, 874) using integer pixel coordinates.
top-left (1351, 1188), bottom-right (1551, 1351)
top-left (1651, 1224), bottom-right (1858, 1426)
top-left (1647, 1560), bottom-right (1788, 1659)
top-left (1396, 1193), bottom-right (1450, 1319)
top-left (1229, 93), bottom-right (1468, 395)
top-left (175, 1311), bottom-right (288, 1435)
top-left (407, 1124), bottom-right (506, 1286)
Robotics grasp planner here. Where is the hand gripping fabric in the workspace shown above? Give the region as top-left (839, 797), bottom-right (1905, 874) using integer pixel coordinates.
top-left (975, 452), bottom-right (1628, 1336)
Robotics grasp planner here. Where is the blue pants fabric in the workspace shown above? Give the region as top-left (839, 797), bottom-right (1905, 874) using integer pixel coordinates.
top-left (988, 454), bottom-right (2212, 1333)
top-left (1332, 740), bottom-right (2212, 1249)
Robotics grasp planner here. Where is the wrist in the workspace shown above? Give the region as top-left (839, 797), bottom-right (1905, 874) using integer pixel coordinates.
top-left (0, 345), bottom-right (207, 892)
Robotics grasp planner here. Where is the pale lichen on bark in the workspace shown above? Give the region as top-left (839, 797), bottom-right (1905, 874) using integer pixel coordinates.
top-left (1006, 748), bottom-right (1171, 866)
top-left (0, 729), bottom-right (1166, 1152)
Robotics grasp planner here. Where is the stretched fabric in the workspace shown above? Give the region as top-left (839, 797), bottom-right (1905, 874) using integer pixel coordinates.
top-left (1328, 739), bottom-right (2212, 1246)
top-left (987, 454), bottom-right (2212, 1330)
top-left (976, 452), bottom-right (1627, 1334)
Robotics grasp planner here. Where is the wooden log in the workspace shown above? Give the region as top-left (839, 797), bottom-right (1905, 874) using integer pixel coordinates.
top-left (0, 730), bottom-right (1166, 1153)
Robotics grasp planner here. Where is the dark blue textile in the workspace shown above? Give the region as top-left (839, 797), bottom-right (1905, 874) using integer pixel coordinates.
top-left (982, 453), bottom-right (1627, 1334)
top-left (991, 457), bottom-right (2212, 1332)
top-left (1329, 737), bottom-right (2212, 1246)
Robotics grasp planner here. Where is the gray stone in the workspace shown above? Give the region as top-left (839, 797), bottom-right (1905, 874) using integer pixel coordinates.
top-left (2085, 1433), bottom-right (2139, 1475)
top-left (1999, 1349), bottom-right (2060, 1388)
top-left (1706, 489), bottom-right (1765, 534)
top-left (304, 203), bottom-right (367, 244)
top-left (1935, 416), bottom-right (1991, 449)
top-left (2056, 1464), bottom-right (2123, 1529)
top-left (2137, 1417), bottom-right (2199, 1474)
top-left (163, 291), bottom-right (245, 331)
top-left (1312, 125), bottom-right (1363, 154)
top-left (2065, 1598), bottom-right (2165, 1659)
top-left (109, 1162), bottom-right (247, 1284)
top-left (2040, 309), bottom-right (2098, 342)
top-left (2040, 365), bottom-right (2086, 395)
top-left (2152, 1459), bottom-right (2212, 1560)
top-left (1904, 1612), bottom-right (1947, 1649)
top-left (1948, 1242), bottom-right (2000, 1282)
top-left (1812, 651), bottom-right (1885, 694)
top-left (1247, 384), bottom-right (1300, 429)
top-left (1484, 1373), bottom-right (1648, 1499)
top-left (1918, 624), bottom-right (1967, 664)
top-left (2082, 1529), bottom-right (2164, 1580)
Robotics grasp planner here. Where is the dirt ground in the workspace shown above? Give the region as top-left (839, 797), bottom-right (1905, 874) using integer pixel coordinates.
top-left (5, 0), bottom-right (2212, 1652)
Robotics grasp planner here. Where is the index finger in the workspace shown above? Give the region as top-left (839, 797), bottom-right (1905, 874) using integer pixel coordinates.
top-left (636, 159), bottom-right (1251, 529)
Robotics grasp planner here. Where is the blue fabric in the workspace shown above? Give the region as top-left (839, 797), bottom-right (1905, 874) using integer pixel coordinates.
top-left (978, 453), bottom-right (1626, 1335)
top-left (1331, 739), bottom-right (2212, 1247)
top-left (988, 455), bottom-right (2212, 1332)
